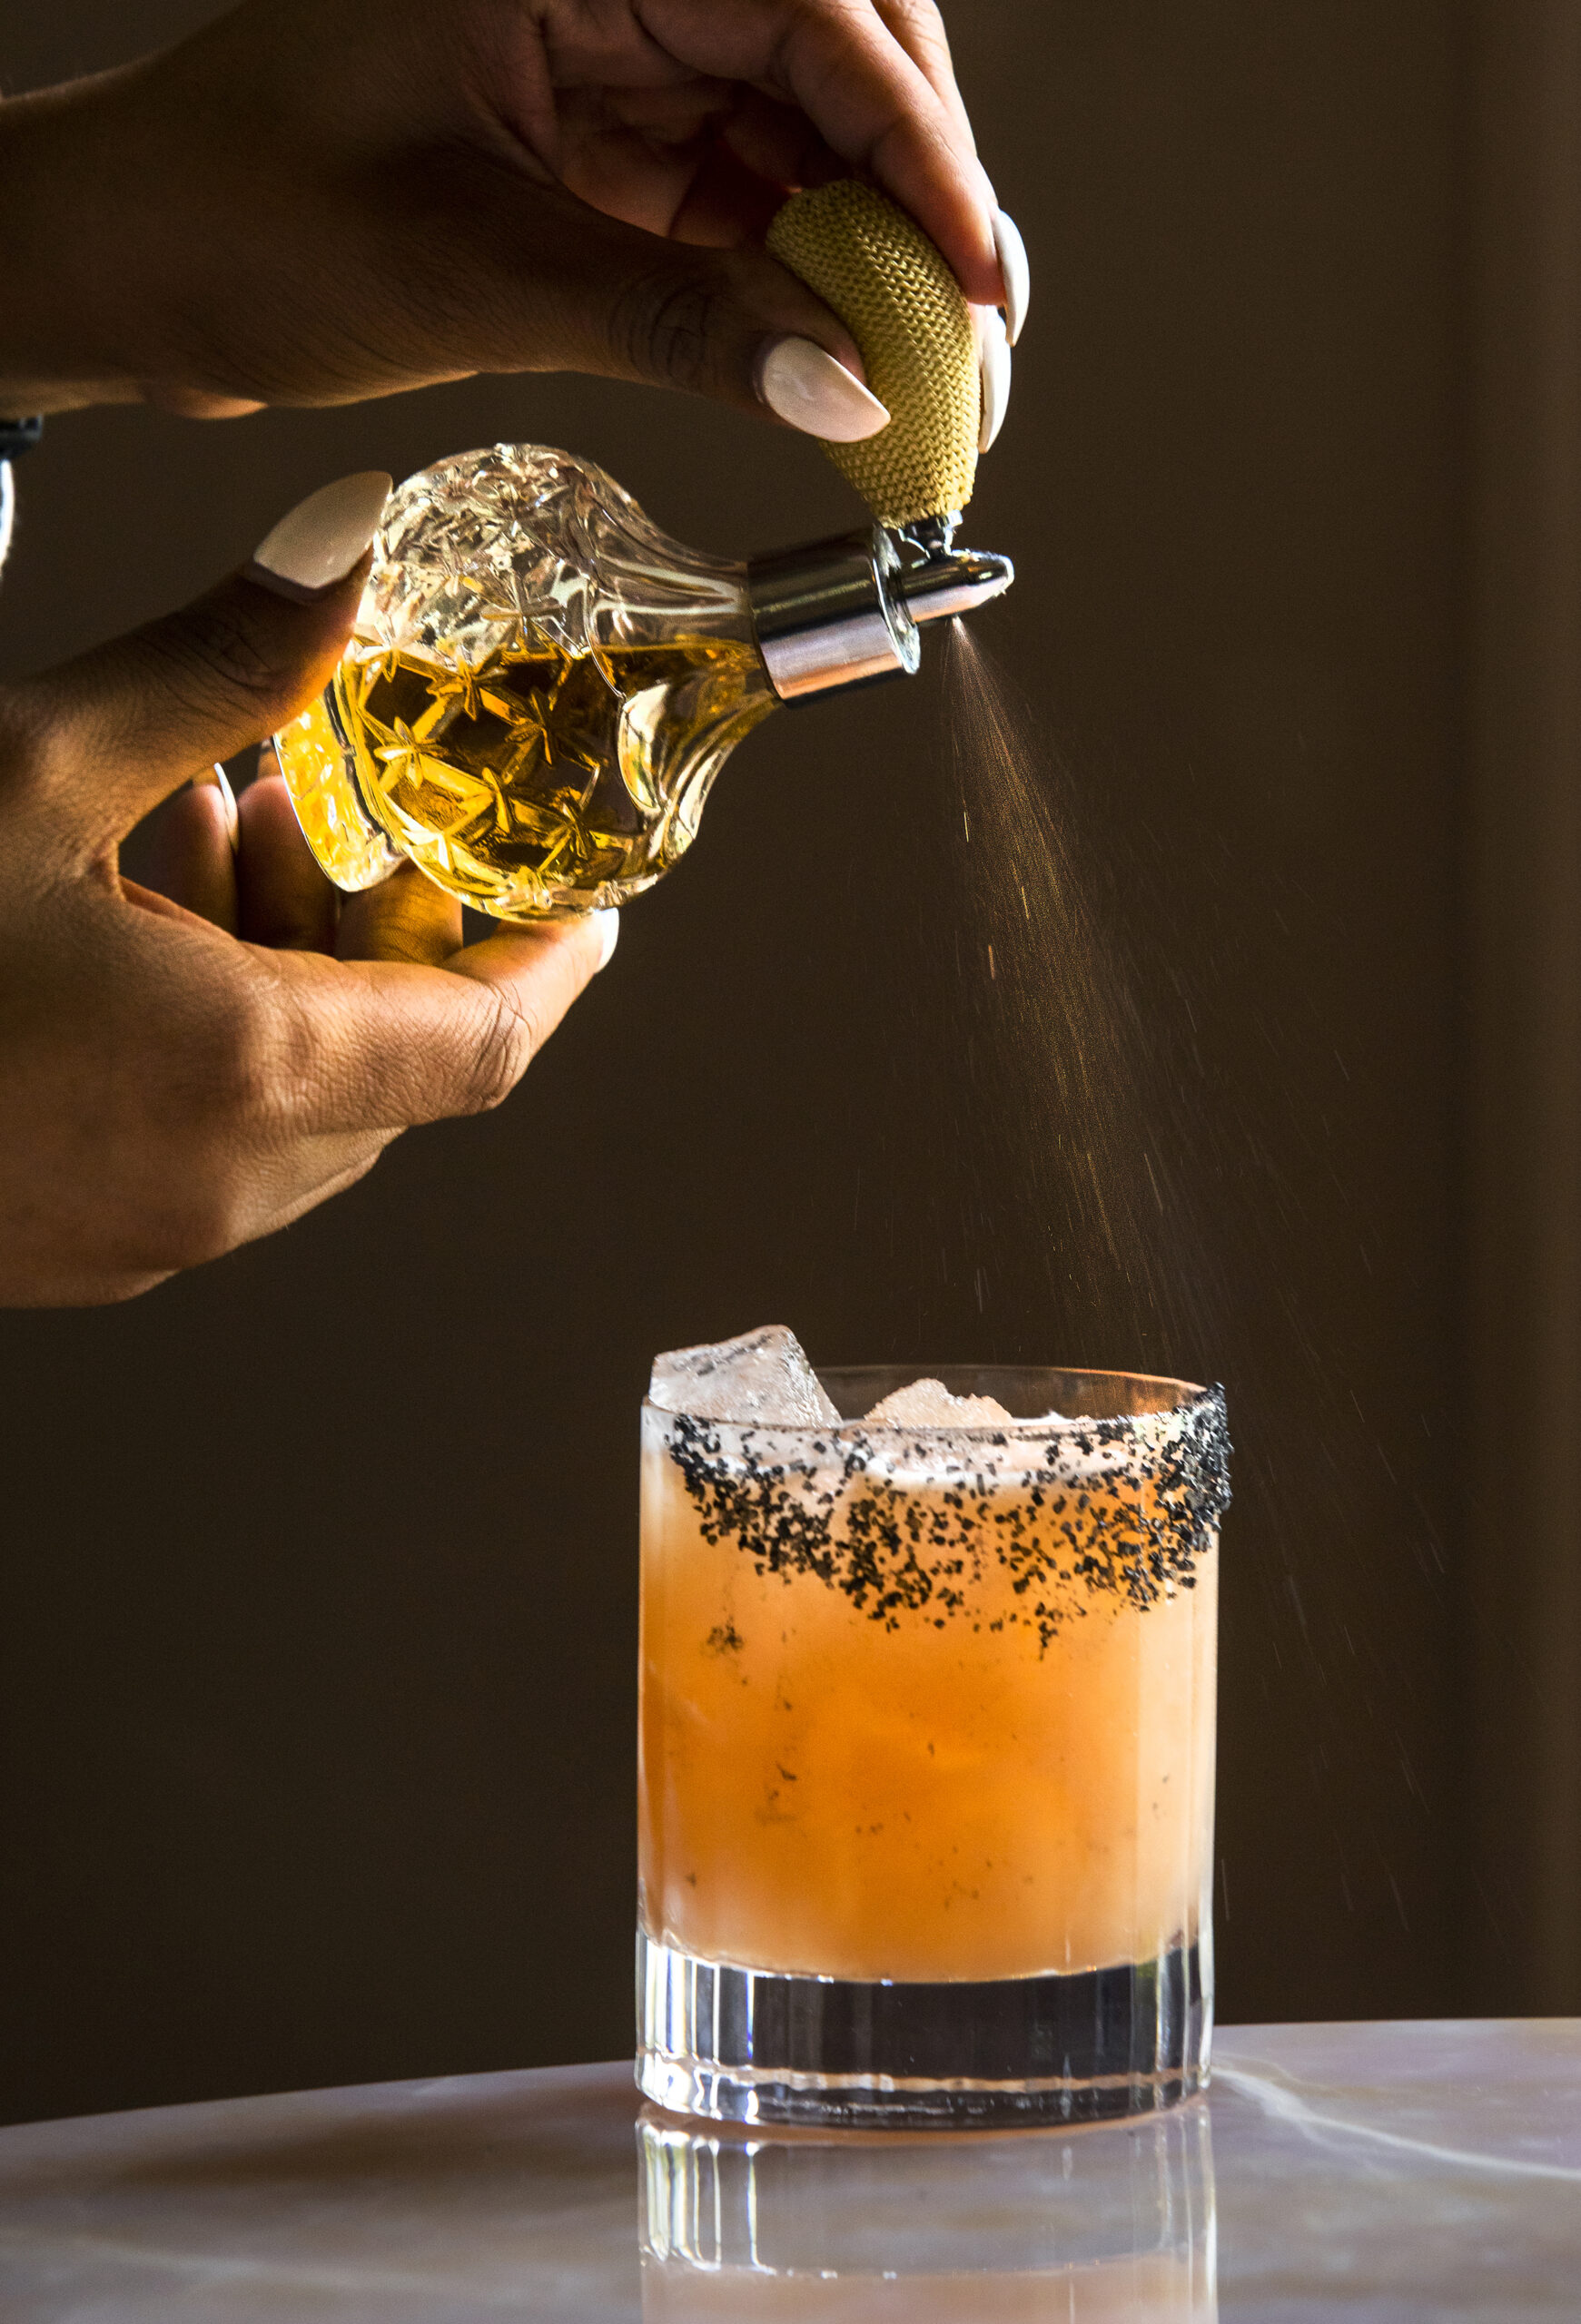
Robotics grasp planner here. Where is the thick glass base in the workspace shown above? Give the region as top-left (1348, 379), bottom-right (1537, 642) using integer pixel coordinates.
top-left (637, 1927), bottom-right (1210, 2128)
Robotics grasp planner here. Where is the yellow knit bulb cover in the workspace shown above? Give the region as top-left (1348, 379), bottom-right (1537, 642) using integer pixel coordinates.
top-left (766, 181), bottom-right (980, 529)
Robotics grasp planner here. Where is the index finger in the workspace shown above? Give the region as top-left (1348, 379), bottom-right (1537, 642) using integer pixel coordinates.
top-left (872, 0), bottom-right (978, 155)
top-left (644, 0), bottom-right (1000, 302)
top-left (254, 911), bottom-right (617, 1137)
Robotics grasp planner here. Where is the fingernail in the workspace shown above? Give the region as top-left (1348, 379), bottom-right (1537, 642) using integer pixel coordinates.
top-left (979, 309), bottom-right (1012, 453)
top-left (594, 909), bottom-right (620, 971)
top-left (194, 762), bottom-right (241, 852)
top-left (756, 339), bottom-right (890, 443)
top-left (993, 210), bottom-right (1030, 346)
top-left (250, 471), bottom-right (391, 597)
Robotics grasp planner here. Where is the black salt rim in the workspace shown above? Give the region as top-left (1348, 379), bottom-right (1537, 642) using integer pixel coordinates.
top-left (647, 1383), bottom-right (1231, 1643)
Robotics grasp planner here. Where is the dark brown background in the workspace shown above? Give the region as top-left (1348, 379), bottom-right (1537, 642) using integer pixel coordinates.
top-left (0, 1), bottom-right (1513, 2126)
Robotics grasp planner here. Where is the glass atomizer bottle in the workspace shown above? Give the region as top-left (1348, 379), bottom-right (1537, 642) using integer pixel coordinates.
top-left (273, 184), bottom-right (1014, 921)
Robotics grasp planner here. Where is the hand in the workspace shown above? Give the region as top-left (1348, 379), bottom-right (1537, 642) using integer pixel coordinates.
top-left (0, 0), bottom-right (1021, 434)
top-left (0, 474), bottom-right (616, 1308)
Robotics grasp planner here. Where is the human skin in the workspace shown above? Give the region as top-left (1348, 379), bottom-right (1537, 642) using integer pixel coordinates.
top-left (0, 540), bottom-right (614, 1307)
top-left (0, 0), bottom-right (1007, 1306)
top-left (0, 0), bottom-right (1003, 422)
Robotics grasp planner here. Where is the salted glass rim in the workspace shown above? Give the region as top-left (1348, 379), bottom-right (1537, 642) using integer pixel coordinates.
top-left (643, 1362), bottom-right (1218, 1438)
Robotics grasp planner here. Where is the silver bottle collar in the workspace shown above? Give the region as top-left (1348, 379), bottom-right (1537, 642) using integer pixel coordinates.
top-left (746, 517), bottom-right (1014, 704)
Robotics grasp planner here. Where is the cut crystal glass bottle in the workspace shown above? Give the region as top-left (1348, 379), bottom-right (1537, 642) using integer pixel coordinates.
top-left (274, 443), bottom-right (1011, 921)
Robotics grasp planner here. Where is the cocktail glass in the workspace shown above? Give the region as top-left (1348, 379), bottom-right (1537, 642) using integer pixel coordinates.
top-left (637, 1362), bottom-right (1229, 2127)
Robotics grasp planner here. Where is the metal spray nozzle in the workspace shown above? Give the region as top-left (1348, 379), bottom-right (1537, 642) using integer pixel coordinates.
top-left (746, 517), bottom-right (1014, 704)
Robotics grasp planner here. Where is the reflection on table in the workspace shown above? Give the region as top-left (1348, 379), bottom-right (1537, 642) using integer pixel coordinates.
top-left (638, 2100), bottom-right (1216, 2319)
top-left (2, 2026), bottom-right (1580, 2316)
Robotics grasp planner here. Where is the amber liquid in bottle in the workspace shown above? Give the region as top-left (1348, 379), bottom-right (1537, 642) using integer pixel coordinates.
top-left (278, 634), bottom-right (775, 920)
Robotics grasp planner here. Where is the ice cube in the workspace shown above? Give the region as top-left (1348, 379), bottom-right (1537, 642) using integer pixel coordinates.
top-left (649, 1326), bottom-right (842, 1426)
top-left (864, 1379), bottom-right (1016, 1426)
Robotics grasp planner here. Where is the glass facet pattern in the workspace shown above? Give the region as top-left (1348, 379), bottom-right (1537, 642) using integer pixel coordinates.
top-left (275, 444), bottom-right (776, 919)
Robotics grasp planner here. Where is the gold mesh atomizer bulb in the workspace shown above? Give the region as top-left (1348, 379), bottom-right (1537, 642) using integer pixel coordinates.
top-left (767, 178), bottom-right (981, 527)
top-left (745, 182), bottom-right (1013, 700)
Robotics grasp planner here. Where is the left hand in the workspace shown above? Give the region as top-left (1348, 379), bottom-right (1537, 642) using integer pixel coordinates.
top-left (0, 499), bottom-right (617, 1308)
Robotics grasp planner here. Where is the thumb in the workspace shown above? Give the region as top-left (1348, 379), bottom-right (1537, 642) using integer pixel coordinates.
top-left (482, 193), bottom-right (891, 439)
top-left (273, 911), bottom-right (618, 1138)
top-left (22, 472), bottom-right (390, 846)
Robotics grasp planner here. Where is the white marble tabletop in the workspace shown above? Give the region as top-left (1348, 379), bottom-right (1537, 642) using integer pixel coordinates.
top-left (0, 2021), bottom-right (1576, 2319)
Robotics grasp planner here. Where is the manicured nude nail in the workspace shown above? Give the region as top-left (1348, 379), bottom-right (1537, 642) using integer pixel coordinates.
top-left (195, 762), bottom-right (240, 852)
top-left (250, 471), bottom-right (391, 596)
top-left (594, 909), bottom-right (620, 971)
top-left (993, 210), bottom-right (1030, 346)
top-left (756, 339), bottom-right (890, 443)
top-left (979, 308), bottom-right (1012, 453)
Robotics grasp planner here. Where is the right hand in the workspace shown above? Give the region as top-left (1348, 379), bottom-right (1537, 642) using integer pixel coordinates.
top-left (0, 0), bottom-right (1017, 432)
top-left (0, 477), bottom-right (616, 1308)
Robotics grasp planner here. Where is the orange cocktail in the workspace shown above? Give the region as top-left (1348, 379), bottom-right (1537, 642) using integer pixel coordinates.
top-left (637, 1350), bottom-right (1229, 2128)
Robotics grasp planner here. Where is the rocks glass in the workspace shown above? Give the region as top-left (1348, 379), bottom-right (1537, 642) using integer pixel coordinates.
top-left (637, 1349), bottom-right (1229, 2127)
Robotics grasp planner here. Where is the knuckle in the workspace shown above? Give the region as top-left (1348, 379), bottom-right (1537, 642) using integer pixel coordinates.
top-left (200, 982), bottom-right (291, 1123)
top-left (0, 680), bottom-right (74, 812)
top-left (462, 984), bottom-right (540, 1113)
top-left (162, 973), bottom-right (299, 1145)
top-left (872, 0), bottom-right (950, 51)
top-left (183, 596), bottom-right (280, 694)
top-left (0, 681), bottom-right (42, 763)
top-left (136, 592), bottom-right (294, 730)
top-left (890, 0), bottom-right (949, 34)
top-left (609, 266), bottom-right (728, 395)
